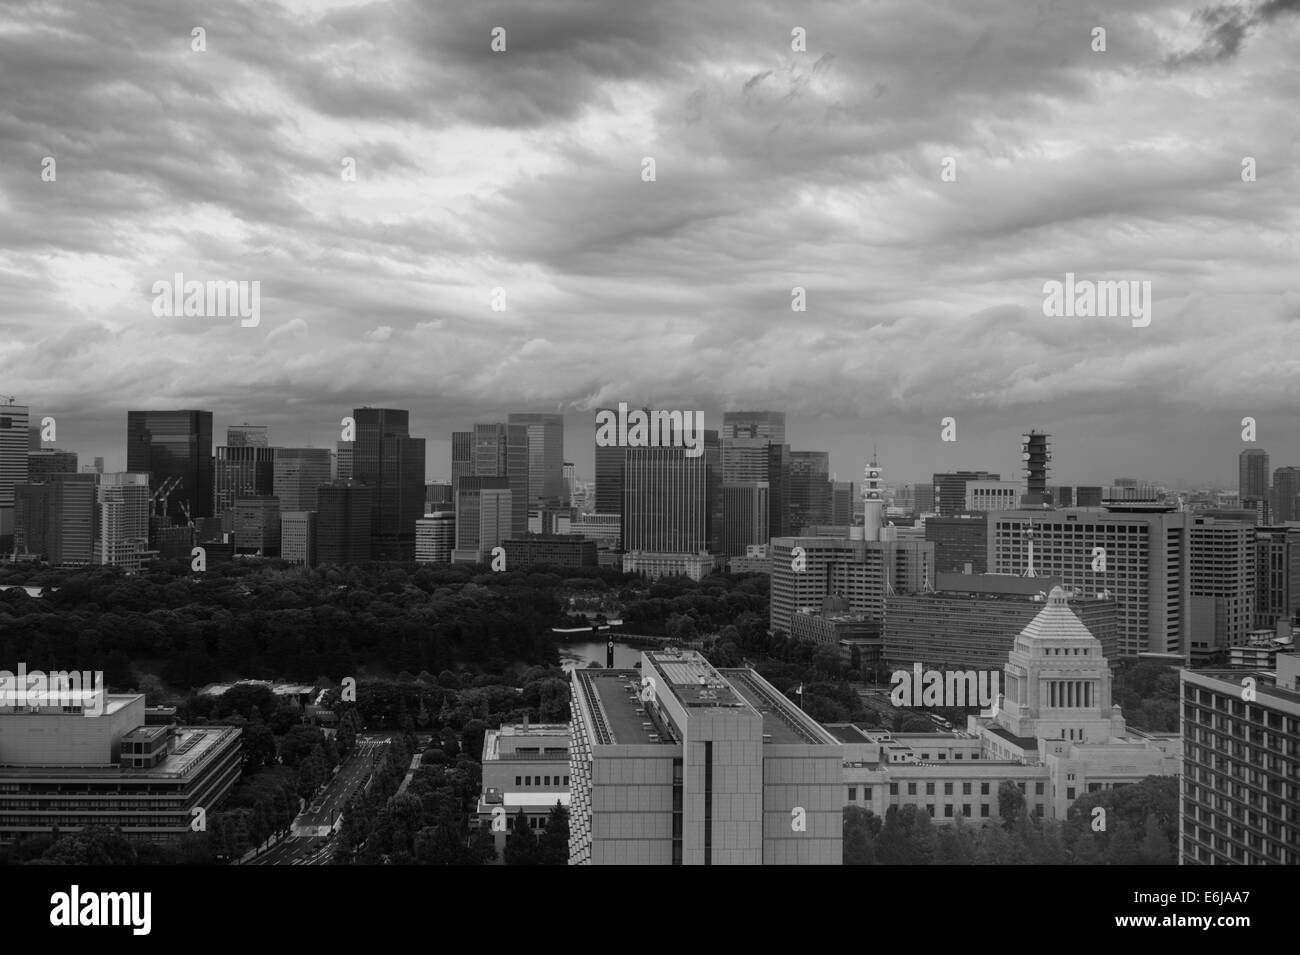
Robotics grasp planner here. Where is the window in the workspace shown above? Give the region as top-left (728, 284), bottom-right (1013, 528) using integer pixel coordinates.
top-left (1035, 805), bottom-right (1045, 817)
top-left (525, 776), bottom-right (531, 786)
top-left (980, 783), bottom-right (990, 795)
top-left (925, 783), bottom-right (935, 795)
top-left (926, 805), bottom-right (935, 816)
top-left (863, 787), bottom-right (872, 801)
top-left (1067, 787), bottom-right (1076, 800)
top-left (848, 787), bottom-right (857, 801)
top-left (944, 805), bottom-right (954, 817)
top-left (1035, 782), bottom-right (1044, 795)
top-left (962, 782), bottom-right (971, 795)
top-left (907, 782), bottom-right (917, 795)
top-left (889, 783), bottom-right (898, 796)
top-left (962, 804), bottom-right (971, 817)
top-left (564, 776), bottom-right (569, 786)
top-left (515, 776), bottom-right (521, 786)
top-left (981, 805), bottom-right (990, 817)
top-left (543, 776), bottom-right (550, 786)
top-left (944, 783), bottom-right (953, 795)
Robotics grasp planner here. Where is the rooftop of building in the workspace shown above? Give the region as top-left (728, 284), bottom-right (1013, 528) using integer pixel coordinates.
top-left (1187, 668), bottom-right (1300, 707)
top-left (576, 669), bottom-right (673, 745)
top-left (120, 724), bottom-right (171, 743)
top-left (0, 724), bottom-right (239, 777)
top-left (644, 650), bottom-right (744, 709)
top-left (983, 724), bottom-right (1039, 750)
top-left (1016, 588), bottom-right (1098, 642)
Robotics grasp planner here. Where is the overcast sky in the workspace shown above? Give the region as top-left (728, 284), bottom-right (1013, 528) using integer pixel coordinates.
top-left (2, 0), bottom-right (1298, 488)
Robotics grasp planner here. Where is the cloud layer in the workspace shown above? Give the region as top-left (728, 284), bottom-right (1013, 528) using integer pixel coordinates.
top-left (2, 0), bottom-right (1298, 485)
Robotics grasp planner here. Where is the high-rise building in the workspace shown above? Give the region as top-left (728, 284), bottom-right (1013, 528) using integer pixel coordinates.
top-left (769, 535), bottom-right (934, 634)
top-left (988, 502), bottom-right (1190, 658)
top-left (1052, 485), bottom-right (1074, 508)
top-left (789, 451), bottom-right (832, 532)
top-left (1239, 448), bottom-right (1270, 503)
top-left (507, 413), bottom-right (565, 507)
top-left (0, 403), bottom-right (31, 547)
top-left (27, 449), bottom-right (77, 476)
top-left (933, 471), bottom-right (999, 517)
top-left (965, 481), bottom-right (1022, 513)
top-left (97, 472), bottom-right (152, 570)
top-left (831, 481), bottom-right (855, 525)
top-left (272, 448), bottom-right (332, 512)
top-left (593, 409), bottom-right (624, 521)
top-left (1180, 655), bottom-right (1300, 865)
top-left (280, 510), bottom-right (316, 566)
top-left (232, 496), bottom-right (280, 555)
top-left (884, 571), bottom-right (1120, 670)
top-left (568, 649), bottom-right (842, 865)
top-left (1254, 525), bottom-right (1300, 629)
top-left (472, 422), bottom-right (529, 538)
top-left (720, 411), bottom-right (785, 444)
top-left (767, 443), bottom-right (792, 537)
top-left (925, 515), bottom-right (988, 574)
top-left (92, 457), bottom-right (104, 475)
top-left (453, 476), bottom-right (511, 563)
top-left (622, 446), bottom-right (712, 555)
top-left (563, 462), bottom-right (576, 507)
top-left (226, 424), bottom-right (268, 448)
top-left (1187, 517), bottom-right (1256, 663)
top-left (351, 408), bottom-right (425, 559)
top-left (126, 410), bottom-right (214, 521)
top-left (315, 480), bottom-right (372, 565)
top-left (914, 482), bottom-right (935, 513)
top-left (13, 473), bottom-right (98, 565)
top-left (1020, 431), bottom-right (1051, 506)
top-left (1075, 486), bottom-right (1104, 507)
top-left (424, 481), bottom-right (453, 511)
top-left (415, 511), bottom-right (455, 563)
top-left (335, 441), bottom-right (353, 481)
top-left (503, 536), bottom-right (598, 570)
top-left (214, 445), bottom-right (275, 516)
top-left (721, 483), bottom-right (769, 558)
top-left (1271, 466), bottom-right (1300, 524)
top-left (451, 431), bottom-right (474, 487)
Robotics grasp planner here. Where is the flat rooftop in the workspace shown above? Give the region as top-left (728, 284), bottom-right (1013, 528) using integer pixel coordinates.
top-left (1189, 669), bottom-right (1300, 707)
top-left (718, 669), bottom-right (840, 746)
top-left (644, 651), bottom-right (743, 708)
top-left (985, 724), bottom-right (1039, 750)
top-left (121, 724), bottom-right (170, 743)
top-left (0, 724), bottom-right (239, 777)
top-left (576, 669), bottom-right (671, 746)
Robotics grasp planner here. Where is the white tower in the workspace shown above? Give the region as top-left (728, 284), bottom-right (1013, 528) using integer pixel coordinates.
top-left (862, 448), bottom-right (884, 542)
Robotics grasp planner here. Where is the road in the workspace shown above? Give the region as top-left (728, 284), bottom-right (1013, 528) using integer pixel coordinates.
top-left (244, 737), bottom-right (388, 865)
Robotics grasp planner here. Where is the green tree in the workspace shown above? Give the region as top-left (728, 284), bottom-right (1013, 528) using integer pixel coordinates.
top-left (503, 809), bottom-right (540, 865)
top-left (998, 780), bottom-right (1026, 830)
top-left (538, 803), bottom-right (570, 865)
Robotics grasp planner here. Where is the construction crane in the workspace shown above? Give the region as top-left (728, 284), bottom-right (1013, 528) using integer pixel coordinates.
top-left (151, 475), bottom-right (182, 518)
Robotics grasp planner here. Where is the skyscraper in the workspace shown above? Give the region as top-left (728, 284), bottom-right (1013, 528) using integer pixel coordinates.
top-left (507, 412), bottom-right (565, 507)
top-left (1239, 448), bottom-right (1270, 502)
top-left (473, 422), bottom-right (528, 537)
top-left (351, 408), bottom-right (426, 559)
top-left (1187, 517), bottom-right (1256, 663)
top-left (988, 502), bottom-right (1190, 658)
top-left (273, 448), bottom-right (332, 512)
top-left (335, 440), bottom-right (353, 481)
top-left (1271, 466), bottom-right (1300, 524)
top-left (0, 403), bottom-right (30, 548)
top-left (27, 449), bottom-right (77, 476)
top-left (789, 451), bottom-right (832, 532)
top-left (126, 410), bottom-right (214, 521)
top-left (452, 476), bottom-right (511, 563)
top-left (97, 472), bottom-right (152, 570)
top-left (232, 496), bottom-right (280, 555)
top-left (593, 408), bottom-right (624, 519)
top-left (226, 424), bottom-right (268, 447)
top-left (622, 445), bottom-right (711, 554)
top-left (416, 511), bottom-right (455, 563)
top-left (214, 445), bottom-right (275, 516)
top-left (451, 431), bottom-right (474, 487)
top-left (280, 511), bottom-right (316, 567)
top-left (933, 471), bottom-right (999, 517)
top-left (316, 481), bottom-right (372, 565)
top-left (721, 483), bottom-right (769, 558)
top-left (13, 473), bottom-right (97, 565)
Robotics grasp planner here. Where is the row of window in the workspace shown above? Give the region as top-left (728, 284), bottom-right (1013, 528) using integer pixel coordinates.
top-left (514, 775), bottom-right (570, 787)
